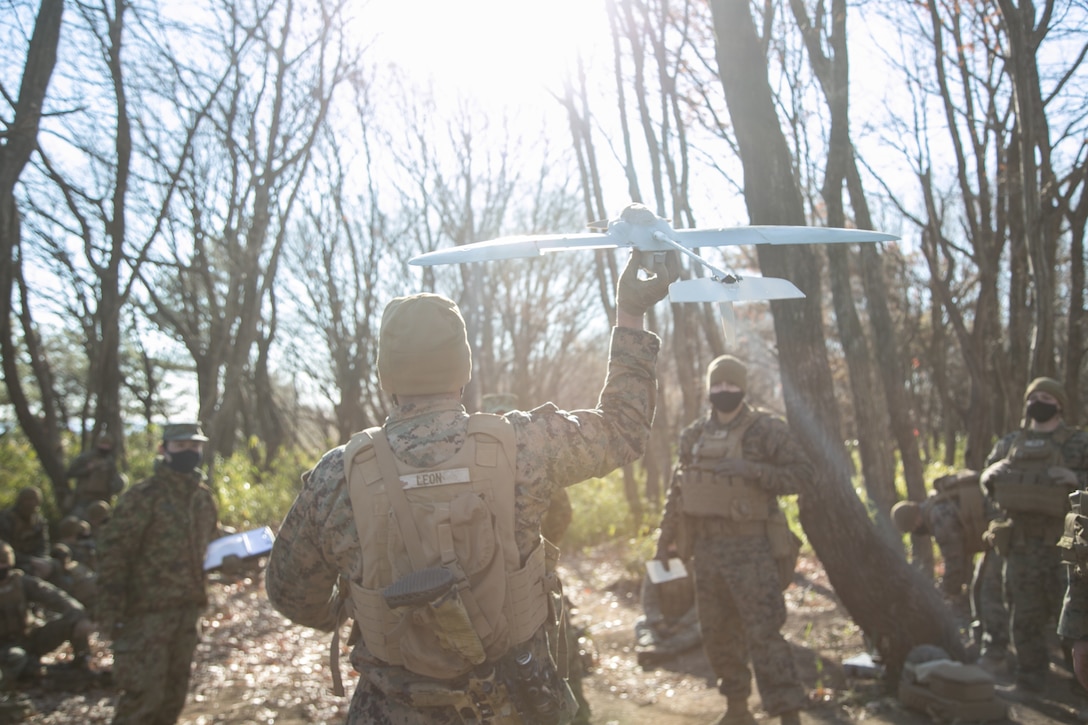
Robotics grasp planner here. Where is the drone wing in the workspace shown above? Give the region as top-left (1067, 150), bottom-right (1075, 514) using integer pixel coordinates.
top-left (409, 232), bottom-right (616, 266)
top-left (668, 276), bottom-right (805, 303)
top-left (671, 226), bottom-right (898, 248)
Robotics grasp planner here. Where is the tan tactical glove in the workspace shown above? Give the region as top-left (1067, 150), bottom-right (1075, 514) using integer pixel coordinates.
top-left (616, 250), bottom-right (681, 317)
top-left (1050, 466), bottom-right (1080, 488)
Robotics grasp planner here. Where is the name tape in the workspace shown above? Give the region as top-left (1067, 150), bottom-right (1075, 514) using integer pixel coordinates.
top-left (401, 468), bottom-right (471, 489)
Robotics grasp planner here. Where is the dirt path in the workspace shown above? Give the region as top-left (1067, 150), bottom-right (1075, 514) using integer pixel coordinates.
top-left (19, 544), bottom-right (1087, 724)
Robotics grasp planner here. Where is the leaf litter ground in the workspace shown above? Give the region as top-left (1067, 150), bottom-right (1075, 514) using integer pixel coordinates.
top-left (20, 543), bottom-right (1087, 724)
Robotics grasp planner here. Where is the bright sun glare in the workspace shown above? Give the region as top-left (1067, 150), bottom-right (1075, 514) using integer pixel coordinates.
top-left (362, 0), bottom-right (609, 107)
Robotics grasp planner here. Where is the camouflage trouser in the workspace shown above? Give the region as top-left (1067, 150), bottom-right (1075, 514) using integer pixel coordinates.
top-left (111, 607), bottom-right (201, 725)
top-left (971, 549), bottom-right (1010, 653)
top-left (692, 534), bottom-right (806, 716)
top-left (0, 613), bottom-right (84, 687)
top-left (1005, 536), bottom-right (1066, 679)
top-left (348, 628), bottom-right (577, 725)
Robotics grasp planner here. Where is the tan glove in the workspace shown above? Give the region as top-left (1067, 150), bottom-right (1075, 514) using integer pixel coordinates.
top-left (616, 250), bottom-right (681, 317)
top-left (1050, 466), bottom-right (1080, 488)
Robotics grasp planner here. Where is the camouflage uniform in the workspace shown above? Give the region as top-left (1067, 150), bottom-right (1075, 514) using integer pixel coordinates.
top-left (1060, 572), bottom-right (1088, 640)
top-left (0, 566), bottom-right (89, 686)
top-left (64, 444), bottom-right (126, 519)
top-left (910, 495), bottom-right (973, 598)
top-left (982, 422), bottom-right (1088, 686)
top-left (97, 457), bottom-right (218, 725)
top-left (658, 404), bottom-right (811, 717)
top-left (267, 327), bottom-right (661, 724)
top-left (972, 549), bottom-right (1010, 656)
top-left (0, 490), bottom-right (50, 574)
top-left (45, 544), bottom-right (98, 610)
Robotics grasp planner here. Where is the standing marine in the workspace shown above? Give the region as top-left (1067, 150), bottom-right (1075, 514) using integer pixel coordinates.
top-left (980, 376), bottom-right (1088, 693)
top-left (96, 423), bottom-right (219, 725)
top-left (63, 432), bottom-right (127, 518)
top-left (655, 354), bottom-right (809, 725)
top-left (891, 472), bottom-right (1010, 669)
top-left (266, 249), bottom-right (677, 724)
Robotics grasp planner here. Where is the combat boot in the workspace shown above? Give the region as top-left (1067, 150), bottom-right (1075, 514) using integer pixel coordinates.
top-left (713, 697), bottom-right (757, 725)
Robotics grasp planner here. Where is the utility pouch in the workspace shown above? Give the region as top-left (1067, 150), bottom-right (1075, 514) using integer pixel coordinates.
top-left (500, 646), bottom-right (565, 725)
top-left (404, 667), bottom-right (524, 724)
top-left (984, 519), bottom-right (1014, 557)
top-left (767, 507), bottom-right (802, 590)
top-left (1058, 492), bottom-right (1088, 573)
top-left (383, 567), bottom-right (487, 666)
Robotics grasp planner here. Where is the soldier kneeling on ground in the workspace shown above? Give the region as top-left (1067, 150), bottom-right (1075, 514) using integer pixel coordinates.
top-left (44, 544), bottom-right (98, 611)
top-left (0, 541), bottom-right (95, 687)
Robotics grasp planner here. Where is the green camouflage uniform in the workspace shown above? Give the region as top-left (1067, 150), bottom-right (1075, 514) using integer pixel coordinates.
top-left (0, 571), bottom-right (88, 686)
top-left (972, 550), bottom-right (1010, 655)
top-left (658, 404), bottom-right (810, 717)
top-left (0, 509), bottom-right (48, 572)
top-left (64, 449), bottom-right (126, 519)
top-left (267, 327), bottom-right (660, 724)
top-left (983, 423), bottom-right (1088, 684)
top-left (917, 495), bottom-right (972, 598)
top-left (97, 460), bottom-right (218, 725)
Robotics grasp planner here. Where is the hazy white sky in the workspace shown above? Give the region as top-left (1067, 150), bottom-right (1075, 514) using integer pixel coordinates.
top-left (359, 0), bottom-right (610, 109)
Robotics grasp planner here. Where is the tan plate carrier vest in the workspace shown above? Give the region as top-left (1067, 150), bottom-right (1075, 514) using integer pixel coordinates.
top-left (0, 571), bottom-right (27, 641)
top-left (932, 471), bottom-right (986, 555)
top-left (681, 413), bottom-right (770, 524)
top-left (344, 414), bottom-right (548, 680)
top-left (990, 428), bottom-right (1074, 519)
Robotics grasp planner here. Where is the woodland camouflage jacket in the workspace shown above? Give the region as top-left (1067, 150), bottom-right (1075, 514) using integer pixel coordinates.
top-left (96, 461), bottom-right (218, 623)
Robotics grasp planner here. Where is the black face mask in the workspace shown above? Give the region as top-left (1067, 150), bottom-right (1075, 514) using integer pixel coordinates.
top-left (165, 449), bottom-right (203, 473)
top-left (709, 390), bottom-right (745, 414)
top-left (1026, 400), bottom-right (1059, 423)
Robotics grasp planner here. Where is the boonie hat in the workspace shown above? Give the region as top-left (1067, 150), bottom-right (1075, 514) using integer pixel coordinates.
top-left (163, 422), bottom-right (209, 442)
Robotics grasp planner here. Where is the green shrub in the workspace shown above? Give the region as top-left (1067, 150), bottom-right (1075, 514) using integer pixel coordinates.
top-left (212, 443), bottom-right (315, 531)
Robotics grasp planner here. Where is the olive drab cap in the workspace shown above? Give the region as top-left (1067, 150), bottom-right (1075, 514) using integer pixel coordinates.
top-left (706, 354), bottom-right (748, 391)
top-left (377, 293), bottom-right (472, 395)
top-left (1024, 377), bottom-right (1067, 412)
top-left (162, 422), bottom-right (209, 442)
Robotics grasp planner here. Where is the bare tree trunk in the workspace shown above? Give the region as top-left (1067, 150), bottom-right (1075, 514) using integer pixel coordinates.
top-left (996, 0), bottom-right (1057, 378)
top-left (791, 0), bottom-right (898, 545)
top-left (0, 0), bottom-right (67, 498)
top-left (709, 0), bottom-right (964, 680)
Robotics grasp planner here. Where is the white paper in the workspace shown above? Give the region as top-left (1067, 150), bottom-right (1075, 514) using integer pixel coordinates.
top-left (204, 526), bottom-right (276, 571)
top-left (645, 558), bottom-right (688, 584)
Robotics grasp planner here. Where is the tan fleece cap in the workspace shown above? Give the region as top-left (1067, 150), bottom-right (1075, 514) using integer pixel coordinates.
top-left (378, 293), bottom-right (472, 395)
top-left (706, 354), bottom-right (748, 391)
